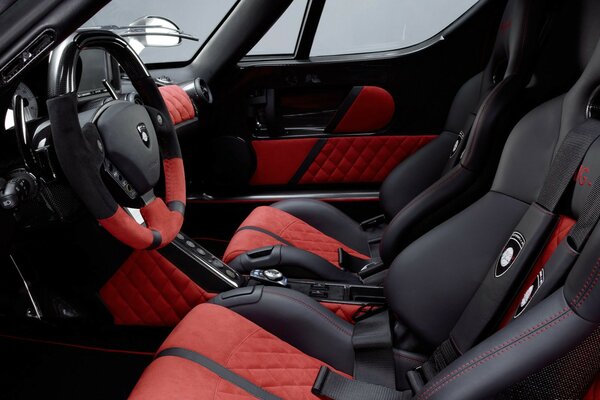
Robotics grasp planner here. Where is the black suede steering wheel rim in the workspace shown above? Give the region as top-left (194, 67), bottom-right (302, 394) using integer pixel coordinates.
top-left (47, 30), bottom-right (186, 250)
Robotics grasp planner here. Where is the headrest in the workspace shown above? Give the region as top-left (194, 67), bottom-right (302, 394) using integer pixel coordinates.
top-left (485, 0), bottom-right (547, 83)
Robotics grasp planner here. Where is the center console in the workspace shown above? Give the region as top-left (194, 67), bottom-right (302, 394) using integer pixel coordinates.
top-left (158, 232), bottom-right (385, 306)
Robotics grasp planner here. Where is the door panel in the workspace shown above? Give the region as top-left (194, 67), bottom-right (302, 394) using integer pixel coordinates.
top-left (250, 135), bottom-right (435, 186)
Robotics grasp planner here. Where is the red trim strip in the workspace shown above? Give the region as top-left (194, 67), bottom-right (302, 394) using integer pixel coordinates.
top-left (0, 333), bottom-right (155, 356)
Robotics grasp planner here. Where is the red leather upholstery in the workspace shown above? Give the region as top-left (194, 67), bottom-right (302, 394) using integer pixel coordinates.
top-left (499, 215), bottom-right (576, 327)
top-left (319, 302), bottom-right (364, 323)
top-left (299, 135), bottom-right (435, 184)
top-left (158, 85), bottom-right (195, 125)
top-left (331, 86), bottom-right (395, 133)
top-left (100, 251), bottom-right (215, 326)
top-left (249, 135), bottom-right (434, 186)
top-left (223, 206), bottom-right (369, 268)
top-left (250, 138), bottom-right (319, 185)
top-left (129, 303), bottom-right (348, 399)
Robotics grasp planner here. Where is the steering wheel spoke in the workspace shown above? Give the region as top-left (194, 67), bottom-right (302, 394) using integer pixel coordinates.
top-left (102, 158), bottom-right (139, 200)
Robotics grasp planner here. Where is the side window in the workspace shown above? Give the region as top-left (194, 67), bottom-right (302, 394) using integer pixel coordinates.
top-left (310, 0), bottom-right (479, 57)
top-left (85, 0), bottom-right (238, 64)
top-left (247, 0), bottom-right (309, 56)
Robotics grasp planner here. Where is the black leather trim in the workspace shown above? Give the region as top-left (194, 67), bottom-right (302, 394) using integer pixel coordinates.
top-left (236, 226), bottom-right (293, 247)
top-left (147, 229), bottom-right (162, 250)
top-left (288, 138), bottom-right (327, 185)
top-left (167, 200), bottom-right (185, 215)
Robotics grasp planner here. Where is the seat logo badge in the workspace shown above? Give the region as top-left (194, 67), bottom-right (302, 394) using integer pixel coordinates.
top-left (495, 231), bottom-right (526, 277)
top-left (513, 269), bottom-right (545, 319)
top-left (137, 123), bottom-right (150, 148)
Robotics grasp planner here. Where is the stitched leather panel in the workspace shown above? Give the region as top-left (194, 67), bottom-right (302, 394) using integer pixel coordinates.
top-left (499, 215), bottom-right (576, 327)
top-left (223, 206), bottom-right (369, 268)
top-left (299, 135), bottom-right (435, 184)
top-left (130, 304), bottom-right (348, 399)
top-left (100, 251), bottom-right (215, 326)
top-left (158, 85), bottom-right (195, 125)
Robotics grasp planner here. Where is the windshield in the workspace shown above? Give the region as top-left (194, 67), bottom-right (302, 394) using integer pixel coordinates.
top-left (83, 0), bottom-right (238, 64)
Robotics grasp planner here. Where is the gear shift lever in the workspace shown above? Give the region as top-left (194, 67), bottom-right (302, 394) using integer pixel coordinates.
top-left (249, 269), bottom-right (288, 287)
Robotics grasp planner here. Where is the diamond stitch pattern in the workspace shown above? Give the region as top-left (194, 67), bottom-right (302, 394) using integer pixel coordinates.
top-left (100, 251), bottom-right (215, 326)
top-left (223, 206), bottom-right (369, 268)
top-left (299, 136), bottom-right (435, 184)
top-left (130, 304), bottom-right (350, 399)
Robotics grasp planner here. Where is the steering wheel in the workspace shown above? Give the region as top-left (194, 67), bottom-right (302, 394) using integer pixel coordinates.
top-left (46, 30), bottom-right (185, 250)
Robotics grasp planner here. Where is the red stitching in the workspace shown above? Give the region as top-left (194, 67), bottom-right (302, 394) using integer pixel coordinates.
top-left (419, 310), bottom-right (573, 399)
top-left (570, 258), bottom-right (600, 306)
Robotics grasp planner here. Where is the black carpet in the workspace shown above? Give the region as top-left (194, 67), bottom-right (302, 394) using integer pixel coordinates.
top-left (0, 336), bottom-right (152, 399)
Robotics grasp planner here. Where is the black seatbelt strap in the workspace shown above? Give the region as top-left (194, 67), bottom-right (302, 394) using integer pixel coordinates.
top-left (312, 366), bottom-right (412, 400)
top-left (515, 180), bottom-right (600, 317)
top-left (406, 339), bottom-right (459, 393)
top-left (409, 119), bottom-right (600, 388)
top-left (156, 347), bottom-right (281, 400)
top-left (537, 119), bottom-right (600, 212)
top-left (312, 309), bottom-right (398, 398)
top-left (352, 308), bottom-right (397, 387)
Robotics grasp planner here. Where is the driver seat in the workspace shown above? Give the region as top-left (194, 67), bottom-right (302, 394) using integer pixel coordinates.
top-left (223, 0), bottom-right (547, 283)
top-left (130, 19), bottom-right (600, 400)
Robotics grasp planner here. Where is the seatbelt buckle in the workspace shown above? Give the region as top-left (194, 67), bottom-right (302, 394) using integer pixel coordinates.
top-left (360, 214), bottom-right (386, 231)
top-left (311, 366), bottom-right (331, 397)
top-left (406, 366), bottom-right (426, 394)
top-left (338, 248), bottom-right (371, 273)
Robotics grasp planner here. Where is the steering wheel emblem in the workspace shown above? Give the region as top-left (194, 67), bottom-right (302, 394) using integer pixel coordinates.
top-left (137, 123), bottom-right (150, 147)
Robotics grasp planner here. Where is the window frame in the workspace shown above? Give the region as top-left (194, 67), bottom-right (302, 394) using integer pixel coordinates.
top-left (239, 0), bottom-right (490, 65)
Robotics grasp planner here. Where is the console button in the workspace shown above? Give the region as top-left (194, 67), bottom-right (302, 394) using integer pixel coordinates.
top-left (225, 269), bottom-right (238, 279)
top-left (196, 247), bottom-right (206, 256)
top-left (185, 240), bottom-right (196, 248)
top-left (212, 259), bottom-right (224, 268)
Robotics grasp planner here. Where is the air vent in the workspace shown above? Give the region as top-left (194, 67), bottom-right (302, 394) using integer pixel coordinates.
top-left (0, 29), bottom-right (56, 86)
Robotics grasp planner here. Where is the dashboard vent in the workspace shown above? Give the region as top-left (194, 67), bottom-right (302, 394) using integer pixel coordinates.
top-left (0, 29), bottom-right (56, 86)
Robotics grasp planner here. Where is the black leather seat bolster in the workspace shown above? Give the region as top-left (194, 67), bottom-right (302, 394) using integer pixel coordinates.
top-left (380, 164), bottom-right (475, 264)
top-left (379, 132), bottom-right (458, 219)
top-left (418, 290), bottom-right (597, 400)
top-left (227, 244), bottom-right (362, 283)
top-left (273, 199), bottom-right (372, 255)
top-left (211, 285), bottom-right (356, 375)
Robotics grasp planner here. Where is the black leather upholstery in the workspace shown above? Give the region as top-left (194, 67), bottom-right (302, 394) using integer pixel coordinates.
top-left (226, 0), bottom-right (549, 281)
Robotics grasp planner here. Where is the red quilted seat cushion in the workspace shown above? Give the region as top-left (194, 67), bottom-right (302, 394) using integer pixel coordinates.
top-left (299, 135), bottom-right (435, 184)
top-left (130, 303), bottom-right (349, 399)
top-left (100, 251), bottom-right (215, 326)
top-left (223, 206), bottom-right (369, 268)
top-left (158, 85), bottom-right (195, 125)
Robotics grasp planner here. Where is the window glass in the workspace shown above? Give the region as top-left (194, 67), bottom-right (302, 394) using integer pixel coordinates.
top-left (248, 0), bottom-right (309, 56)
top-left (310, 0), bottom-right (479, 57)
top-left (84, 0), bottom-right (238, 64)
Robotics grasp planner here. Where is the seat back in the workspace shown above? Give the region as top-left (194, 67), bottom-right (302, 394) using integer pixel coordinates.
top-left (379, 0), bottom-right (549, 264)
top-left (385, 34), bottom-right (600, 349)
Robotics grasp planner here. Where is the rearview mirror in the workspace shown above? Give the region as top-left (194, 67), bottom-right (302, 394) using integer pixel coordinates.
top-left (128, 16), bottom-right (182, 48)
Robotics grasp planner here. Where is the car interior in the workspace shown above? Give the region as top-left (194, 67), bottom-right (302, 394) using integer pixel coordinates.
top-left (2, 0), bottom-right (600, 399)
